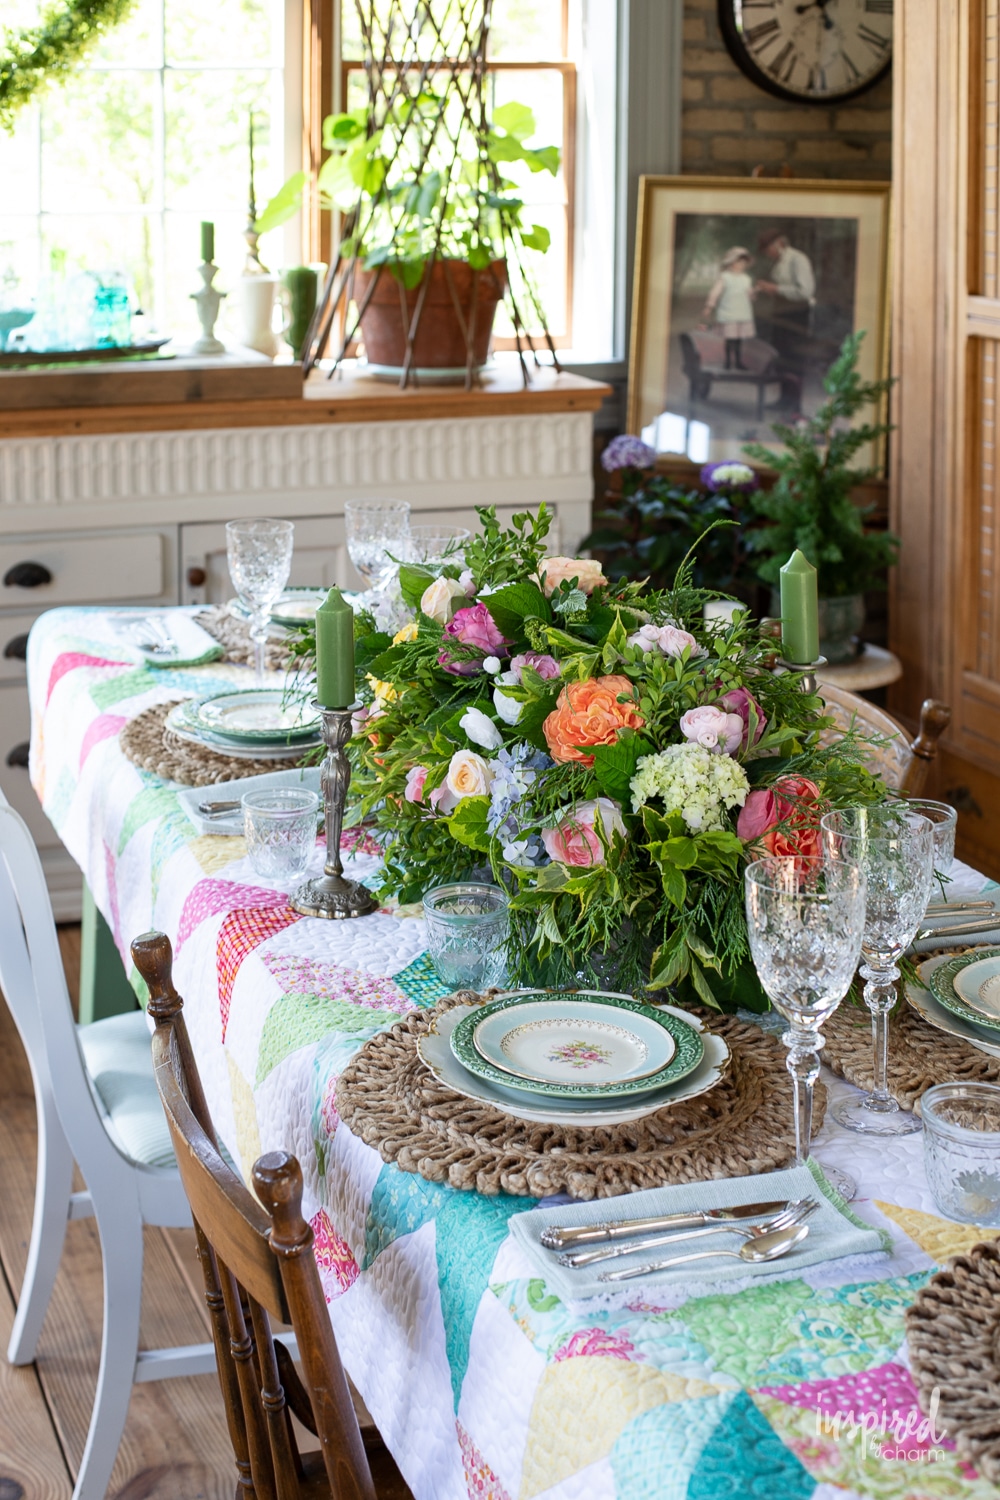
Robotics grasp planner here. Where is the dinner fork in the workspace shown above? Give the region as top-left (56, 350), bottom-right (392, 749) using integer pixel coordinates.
top-left (556, 1198), bottom-right (819, 1269)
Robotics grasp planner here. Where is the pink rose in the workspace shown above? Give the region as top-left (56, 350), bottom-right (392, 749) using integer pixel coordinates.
top-left (404, 765), bottom-right (428, 803)
top-left (737, 775), bottom-right (824, 861)
top-left (627, 622), bottom-right (705, 659)
top-left (541, 797), bottom-right (626, 868)
top-left (509, 651), bottom-right (561, 682)
top-left (718, 687), bottom-right (766, 752)
top-left (438, 603), bottom-right (510, 675)
top-left (679, 704), bottom-right (745, 754)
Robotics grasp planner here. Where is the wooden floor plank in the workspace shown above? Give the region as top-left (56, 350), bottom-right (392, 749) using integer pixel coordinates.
top-left (0, 1270), bottom-right (72, 1499)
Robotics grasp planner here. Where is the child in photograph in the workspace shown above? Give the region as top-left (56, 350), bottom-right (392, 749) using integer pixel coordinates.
top-left (700, 247), bottom-right (755, 370)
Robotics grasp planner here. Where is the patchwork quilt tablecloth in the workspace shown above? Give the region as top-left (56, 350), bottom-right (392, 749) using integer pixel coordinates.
top-left (25, 606), bottom-right (1000, 1500)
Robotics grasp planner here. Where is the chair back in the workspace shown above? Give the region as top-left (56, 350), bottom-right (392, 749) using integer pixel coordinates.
top-left (0, 792), bottom-right (121, 1177)
top-left (132, 930), bottom-right (376, 1500)
top-left (818, 685), bottom-right (951, 796)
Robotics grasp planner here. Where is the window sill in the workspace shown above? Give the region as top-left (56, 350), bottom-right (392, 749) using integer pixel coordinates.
top-left (0, 361), bottom-right (611, 440)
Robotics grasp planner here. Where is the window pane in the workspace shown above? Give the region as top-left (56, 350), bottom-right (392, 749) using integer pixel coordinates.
top-left (90, 0), bottom-right (163, 68)
top-left (496, 204), bottom-right (566, 337)
top-left (40, 213), bottom-right (161, 324)
top-left (165, 69), bottom-right (284, 215)
top-left (0, 108), bottom-right (39, 217)
top-left (488, 0), bottom-right (565, 59)
top-left (166, 0), bottom-right (283, 65)
top-left (0, 217), bottom-right (41, 303)
top-left (41, 73), bottom-right (157, 214)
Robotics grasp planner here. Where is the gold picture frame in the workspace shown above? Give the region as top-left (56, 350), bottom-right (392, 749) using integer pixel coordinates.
top-left (627, 175), bottom-right (892, 470)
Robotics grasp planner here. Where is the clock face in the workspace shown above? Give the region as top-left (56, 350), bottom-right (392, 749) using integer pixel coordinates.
top-left (718, 0), bottom-right (893, 104)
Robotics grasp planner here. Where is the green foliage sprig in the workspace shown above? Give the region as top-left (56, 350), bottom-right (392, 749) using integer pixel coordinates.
top-left (745, 332), bottom-right (899, 598)
top-left (0, 0), bottom-right (136, 131)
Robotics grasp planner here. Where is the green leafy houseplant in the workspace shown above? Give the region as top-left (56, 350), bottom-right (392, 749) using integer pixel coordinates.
top-left (0, 0), bottom-right (136, 131)
top-left (745, 332), bottom-right (899, 599)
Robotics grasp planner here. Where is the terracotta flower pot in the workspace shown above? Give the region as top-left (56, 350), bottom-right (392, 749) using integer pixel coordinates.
top-left (352, 258), bottom-right (507, 375)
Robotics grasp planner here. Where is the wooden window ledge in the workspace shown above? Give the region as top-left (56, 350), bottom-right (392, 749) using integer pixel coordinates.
top-left (0, 363), bottom-right (611, 440)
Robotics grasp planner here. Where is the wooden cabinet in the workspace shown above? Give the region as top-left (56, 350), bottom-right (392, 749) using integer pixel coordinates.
top-left (890, 0), bottom-right (1000, 875)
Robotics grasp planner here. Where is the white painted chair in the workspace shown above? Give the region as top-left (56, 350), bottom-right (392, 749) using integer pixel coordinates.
top-left (0, 791), bottom-right (214, 1500)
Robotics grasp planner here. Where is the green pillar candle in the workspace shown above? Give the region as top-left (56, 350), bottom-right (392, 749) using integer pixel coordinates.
top-left (284, 266), bottom-right (319, 361)
top-left (779, 548), bottom-right (820, 665)
top-left (200, 220), bottom-right (214, 263)
top-left (315, 587), bottom-right (356, 708)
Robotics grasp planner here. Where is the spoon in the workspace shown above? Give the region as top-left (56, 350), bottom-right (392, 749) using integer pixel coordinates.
top-left (559, 1199), bottom-right (818, 1268)
top-left (597, 1222), bottom-right (810, 1283)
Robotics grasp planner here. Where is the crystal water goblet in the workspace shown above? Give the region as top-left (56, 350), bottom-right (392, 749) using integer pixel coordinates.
top-left (821, 805), bottom-right (935, 1136)
top-left (344, 499), bottom-right (411, 591)
top-left (904, 798), bottom-right (957, 879)
top-left (226, 518), bottom-right (294, 688)
top-left (405, 524), bottom-right (471, 567)
top-left (745, 856), bottom-right (866, 1169)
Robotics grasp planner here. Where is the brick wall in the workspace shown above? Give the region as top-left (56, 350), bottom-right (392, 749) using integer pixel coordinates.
top-left (681, 0), bottom-right (892, 178)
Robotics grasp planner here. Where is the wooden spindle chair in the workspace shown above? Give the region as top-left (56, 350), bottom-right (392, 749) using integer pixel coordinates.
top-left (818, 686), bottom-right (951, 795)
top-left (132, 930), bottom-right (411, 1500)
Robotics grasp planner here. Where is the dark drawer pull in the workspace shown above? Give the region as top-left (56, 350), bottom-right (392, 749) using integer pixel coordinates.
top-left (3, 634), bottom-right (28, 661)
top-left (6, 741), bottom-right (30, 768)
top-left (3, 561), bottom-right (52, 589)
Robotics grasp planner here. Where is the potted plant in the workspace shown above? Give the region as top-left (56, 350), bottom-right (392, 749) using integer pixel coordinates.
top-left (745, 333), bottom-right (898, 663)
top-left (255, 13), bottom-right (560, 377)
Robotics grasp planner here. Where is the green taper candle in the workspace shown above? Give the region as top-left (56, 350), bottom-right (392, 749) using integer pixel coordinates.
top-left (315, 587), bottom-right (355, 708)
top-left (200, 220), bottom-right (214, 262)
top-left (779, 548), bottom-right (820, 665)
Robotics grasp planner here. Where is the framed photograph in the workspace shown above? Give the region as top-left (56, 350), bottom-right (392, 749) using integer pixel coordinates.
top-left (627, 176), bottom-right (891, 469)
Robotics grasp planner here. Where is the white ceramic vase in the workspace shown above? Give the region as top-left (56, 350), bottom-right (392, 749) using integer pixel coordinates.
top-left (232, 274), bottom-right (278, 358)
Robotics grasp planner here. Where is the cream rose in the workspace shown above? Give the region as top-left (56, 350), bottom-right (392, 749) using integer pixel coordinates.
top-left (420, 576), bottom-right (467, 625)
top-left (445, 749), bottom-right (494, 801)
top-left (538, 556), bottom-right (607, 598)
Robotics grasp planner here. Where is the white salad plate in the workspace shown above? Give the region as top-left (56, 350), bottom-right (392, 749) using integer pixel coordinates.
top-left (193, 690), bottom-right (319, 740)
top-left (473, 997), bottom-right (676, 1086)
top-left (954, 954), bottom-right (1000, 1019)
top-left (418, 1003), bottom-right (731, 1125)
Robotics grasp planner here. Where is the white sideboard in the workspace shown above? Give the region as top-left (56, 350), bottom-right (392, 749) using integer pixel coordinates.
top-left (0, 367), bottom-right (608, 916)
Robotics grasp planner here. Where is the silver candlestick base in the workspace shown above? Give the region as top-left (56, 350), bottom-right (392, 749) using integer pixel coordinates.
top-left (776, 656), bottom-right (828, 694)
top-left (290, 701), bottom-right (378, 920)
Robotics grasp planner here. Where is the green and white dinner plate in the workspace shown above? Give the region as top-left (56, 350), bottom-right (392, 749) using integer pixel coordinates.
top-left (450, 991), bottom-right (704, 1100)
top-left (165, 702), bottom-right (321, 761)
top-left (192, 690), bottom-right (320, 742)
top-left (929, 947), bottom-right (1000, 1035)
top-left (906, 955), bottom-right (1000, 1058)
top-left (419, 1002), bottom-right (730, 1125)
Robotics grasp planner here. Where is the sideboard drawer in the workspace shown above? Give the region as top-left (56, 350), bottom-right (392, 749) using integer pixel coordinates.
top-left (0, 683), bottom-right (61, 851)
top-left (1, 529), bottom-right (167, 609)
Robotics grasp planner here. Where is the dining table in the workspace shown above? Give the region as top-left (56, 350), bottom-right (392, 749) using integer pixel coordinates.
top-left (24, 603), bottom-right (1000, 1500)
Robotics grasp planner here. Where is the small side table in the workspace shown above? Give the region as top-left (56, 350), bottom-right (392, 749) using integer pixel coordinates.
top-left (815, 643), bottom-right (902, 692)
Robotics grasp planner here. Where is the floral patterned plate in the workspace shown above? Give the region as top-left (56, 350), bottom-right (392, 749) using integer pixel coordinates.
top-left (451, 992), bottom-right (704, 1100)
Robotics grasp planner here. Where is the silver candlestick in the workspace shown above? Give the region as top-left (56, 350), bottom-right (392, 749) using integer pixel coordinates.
top-left (776, 656), bottom-right (828, 694)
top-left (290, 701), bottom-right (378, 920)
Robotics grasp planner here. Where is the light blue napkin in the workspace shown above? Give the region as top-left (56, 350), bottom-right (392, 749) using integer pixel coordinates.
top-left (176, 766), bottom-right (322, 835)
top-left (507, 1161), bottom-right (891, 1302)
top-left (112, 610), bottom-right (224, 668)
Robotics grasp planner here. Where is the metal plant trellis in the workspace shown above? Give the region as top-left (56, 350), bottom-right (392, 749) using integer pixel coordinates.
top-left (301, 0), bottom-right (560, 388)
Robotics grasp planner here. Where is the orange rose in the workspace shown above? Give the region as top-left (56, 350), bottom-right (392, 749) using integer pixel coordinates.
top-left (543, 674), bottom-right (645, 766)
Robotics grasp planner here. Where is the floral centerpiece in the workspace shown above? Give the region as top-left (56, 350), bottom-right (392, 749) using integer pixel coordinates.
top-left (344, 506), bottom-right (886, 1008)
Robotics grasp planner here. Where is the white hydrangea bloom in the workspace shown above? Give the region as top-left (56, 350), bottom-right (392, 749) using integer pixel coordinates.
top-left (630, 743), bottom-right (749, 833)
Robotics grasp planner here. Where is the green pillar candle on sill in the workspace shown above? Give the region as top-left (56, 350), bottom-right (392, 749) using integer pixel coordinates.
top-left (315, 587), bottom-right (355, 708)
top-left (200, 220), bottom-right (214, 263)
top-left (779, 548), bottom-right (820, 665)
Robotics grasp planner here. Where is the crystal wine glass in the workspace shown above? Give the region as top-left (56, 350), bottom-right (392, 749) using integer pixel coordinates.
top-left (745, 856), bottom-right (866, 1168)
top-left (405, 524), bottom-right (471, 568)
top-left (821, 805), bottom-right (935, 1136)
top-left (226, 518), bottom-right (294, 688)
top-left (344, 499), bottom-right (411, 591)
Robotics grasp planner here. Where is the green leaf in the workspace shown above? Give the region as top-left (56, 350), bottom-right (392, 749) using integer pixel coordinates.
top-left (534, 862), bottom-right (570, 891)
top-left (446, 796), bottom-right (492, 853)
top-left (520, 223), bottom-right (551, 253)
top-left (688, 957), bottom-right (720, 1009)
top-left (253, 172), bottom-right (306, 235)
top-left (399, 563), bottom-right (436, 610)
top-left (322, 109), bottom-right (366, 147)
top-left (659, 862), bottom-right (687, 909)
top-left (476, 580), bottom-right (551, 639)
top-left (587, 733), bottom-right (653, 804)
top-left (492, 101), bottom-right (536, 139)
top-left (648, 929), bottom-right (690, 989)
top-left (524, 145), bottom-right (561, 175)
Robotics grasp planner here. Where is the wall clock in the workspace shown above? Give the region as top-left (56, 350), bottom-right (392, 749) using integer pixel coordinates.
top-left (718, 0), bottom-right (893, 104)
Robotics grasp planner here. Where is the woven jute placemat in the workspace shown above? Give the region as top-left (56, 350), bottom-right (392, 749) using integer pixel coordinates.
top-left (906, 1241), bottom-right (1000, 1480)
top-left (820, 993), bottom-right (1000, 1114)
top-left (120, 701), bottom-right (303, 786)
top-left (335, 994), bottom-right (822, 1199)
top-left (197, 605), bottom-right (297, 672)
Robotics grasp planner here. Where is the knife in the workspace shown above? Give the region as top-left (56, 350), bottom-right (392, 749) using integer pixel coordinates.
top-left (538, 1199), bottom-right (790, 1251)
top-left (197, 800), bottom-right (242, 815)
top-left (925, 901), bottom-right (995, 916)
top-left (912, 916), bottom-right (1000, 943)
